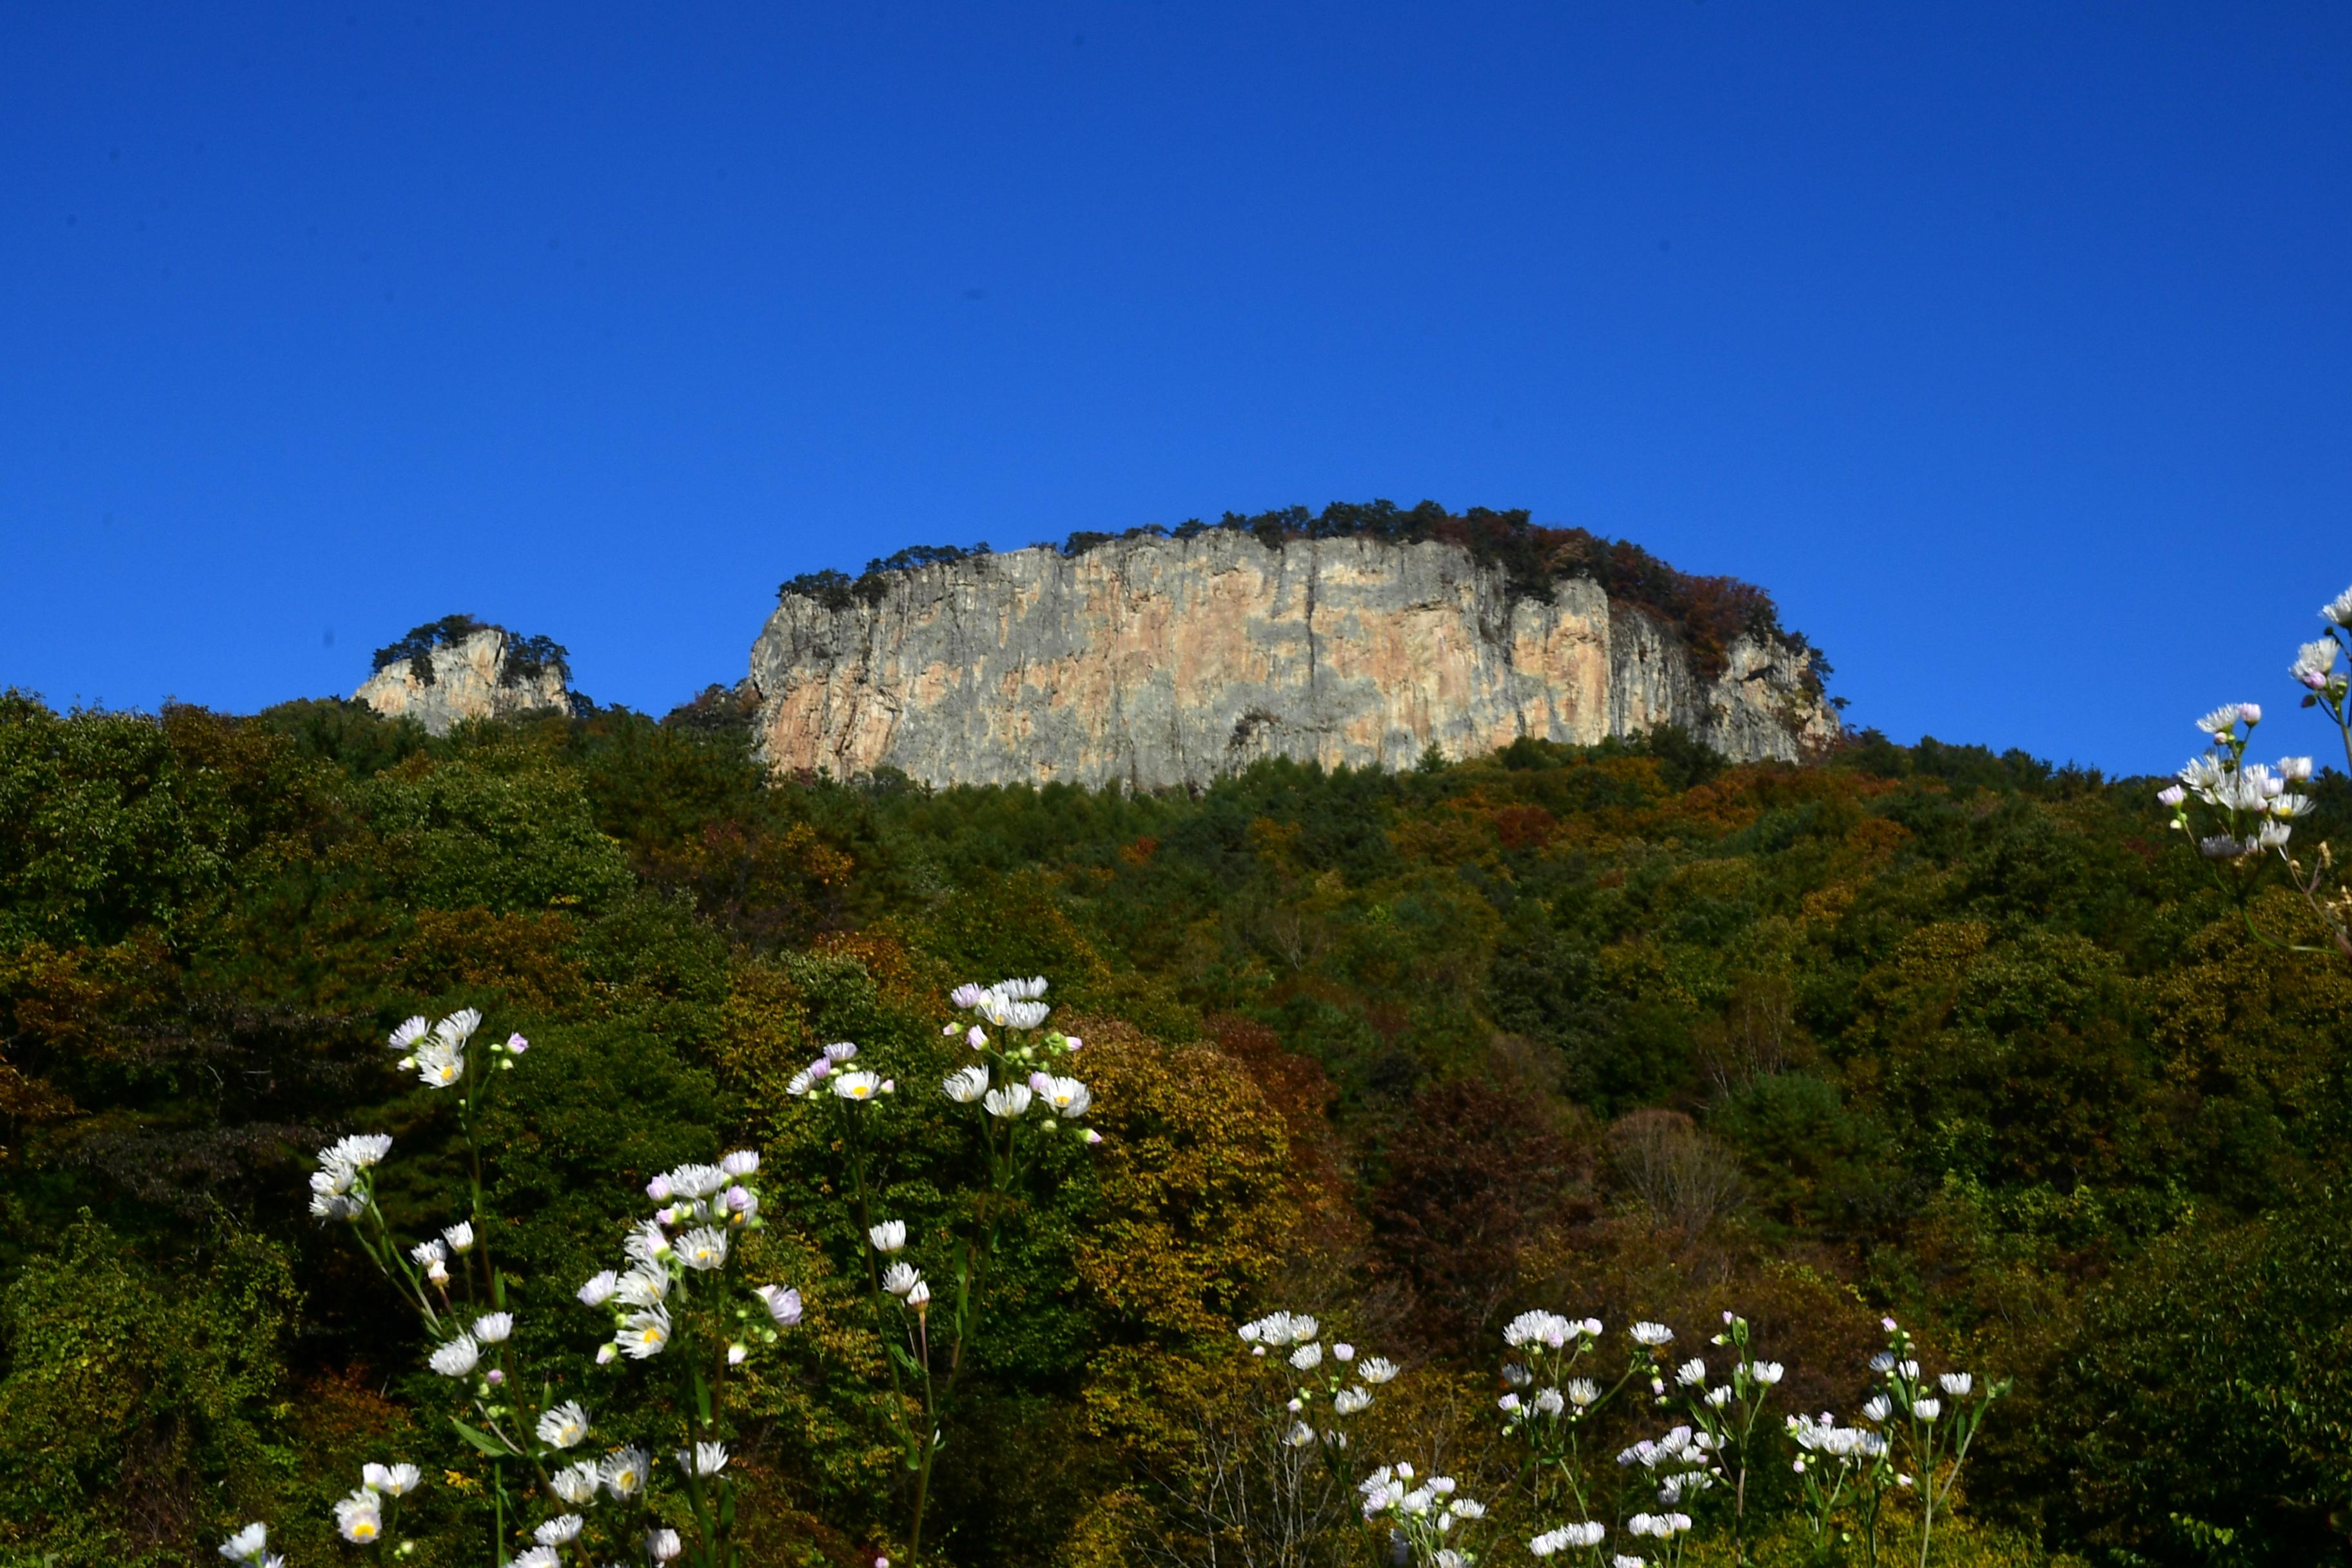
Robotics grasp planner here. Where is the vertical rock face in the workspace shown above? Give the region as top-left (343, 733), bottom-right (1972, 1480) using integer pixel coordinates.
top-left (355, 627), bottom-right (573, 736)
top-left (748, 533), bottom-right (1838, 788)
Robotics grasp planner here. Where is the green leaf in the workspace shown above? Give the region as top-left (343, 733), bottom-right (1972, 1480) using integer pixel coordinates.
top-left (450, 1416), bottom-right (514, 1457)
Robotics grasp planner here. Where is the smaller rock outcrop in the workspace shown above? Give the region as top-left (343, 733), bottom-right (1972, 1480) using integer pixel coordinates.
top-left (355, 616), bottom-right (573, 735)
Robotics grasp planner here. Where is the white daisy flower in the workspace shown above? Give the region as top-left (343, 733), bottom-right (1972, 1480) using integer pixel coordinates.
top-left (325, 1133), bottom-right (393, 1168)
top-left (831, 1071), bottom-right (885, 1101)
top-left (536, 1400), bottom-right (589, 1449)
top-left (577, 1270), bottom-right (620, 1307)
top-left (534, 1514), bottom-right (583, 1545)
top-left (414, 1038), bottom-right (465, 1089)
top-left (334, 1487), bottom-right (383, 1542)
top-left (602, 1446), bottom-right (650, 1498)
top-left (678, 1440), bottom-right (729, 1476)
top-left (675, 1227), bottom-right (729, 1271)
top-left (1041, 1075), bottom-right (1091, 1117)
top-left (550, 1460), bottom-right (599, 1504)
top-left (942, 1065), bottom-right (990, 1103)
top-left (389, 1016), bottom-right (431, 1051)
top-left (665, 1164), bottom-right (728, 1199)
top-left (362, 1462), bottom-right (421, 1496)
top-left (442, 1221), bottom-right (475, 1252)
top-left (219, 1523), bottom-right (270, 1562)
top-left (621, 1308), bottom-right (672, 1358)
top-left (615, 1264), bottom-right (671, 1307)
top-left (473, 1311), bottom-right (514, 1343)
top-left (869, 1220), bottom-right (908, 1252)
top-left (429, 1334), bottom-right (480, 1377)
top-left (984, 1083), bottom-right (1034, 1119)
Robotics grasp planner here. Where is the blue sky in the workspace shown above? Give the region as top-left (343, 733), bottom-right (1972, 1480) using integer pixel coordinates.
top-left (4, 3), bottom-right (2348, 776)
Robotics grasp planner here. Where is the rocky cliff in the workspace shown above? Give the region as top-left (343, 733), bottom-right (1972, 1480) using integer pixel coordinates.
top-left (748, 531), bottom-right (1837, 789)
top-left (355, 623), bottom-right (573, 735)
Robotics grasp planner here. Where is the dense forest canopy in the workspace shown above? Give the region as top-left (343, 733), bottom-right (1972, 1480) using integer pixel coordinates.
top-left (1, 687), bottom-right (2348, 1565)
top-left (777, 500), bottom-right (1825, 687)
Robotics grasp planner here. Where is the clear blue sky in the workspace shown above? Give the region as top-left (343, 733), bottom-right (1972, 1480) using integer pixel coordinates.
top-left (5, 3), bottom-right (2348, 776)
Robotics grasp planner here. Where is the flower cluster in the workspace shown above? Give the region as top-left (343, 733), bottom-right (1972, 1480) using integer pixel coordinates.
top-left (1359, 1463), bottom-right (1485, 1567)
top-left (783, 1039), bottom-right (894, 1102)
top-left (1787, 1411), bottom-right (1887, 1469)
top-left (1239, 1309), bottom-right (1396, 1449)
top-left (2160, 703), bottom-right (2315, 862)
top-left (330, 1461), bottom-right (422, 1545)
top-left (574, 1150), bottom-right (794, 1366)
top-left (388, 1007), bottom-right (529, 1092)
top-left (865, 1217), bottom-right (936, 1311)
top-left (1497, 1311), bottom-right (1611, 1440)
top-left (307, 1132), bottom-right (393, 1221)
top-left (1529, 1520), bottom-right (1605, 1558)
top-left (939, 976), bottom-right (1101, 1142)
top-left (1614, 1424), bottom-right (1718, 1507)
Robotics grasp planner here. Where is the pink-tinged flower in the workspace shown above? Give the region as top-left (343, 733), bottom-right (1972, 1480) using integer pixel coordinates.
top-left (504, 1032), bottom-right (529, 1055)
top-left (755, 1284), bottom-right (804, 1326)
top-left (2156, 784), bottom-right (2186, 807)
top-left (2239, 703), bottom-right (2264, 725)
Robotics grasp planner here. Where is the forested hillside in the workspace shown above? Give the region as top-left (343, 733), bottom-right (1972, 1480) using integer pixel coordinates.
top-left (3, 691), bottom-right (2348, 1567)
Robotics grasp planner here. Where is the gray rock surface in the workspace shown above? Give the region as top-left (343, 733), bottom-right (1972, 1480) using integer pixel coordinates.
top-left (355, 627), bottom-right (572, 736)
top-left (748, 533), bottom-right (1839, 788)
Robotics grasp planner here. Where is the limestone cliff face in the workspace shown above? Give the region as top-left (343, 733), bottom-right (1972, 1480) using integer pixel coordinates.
top-left (749, 533), bottom-right (1837, 789)
top-left (355, 628), bottom-right (572, 736)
